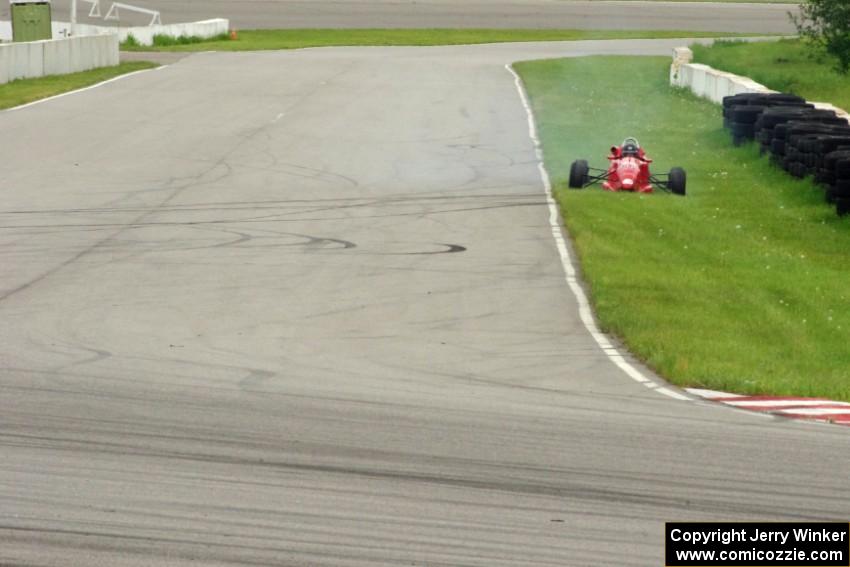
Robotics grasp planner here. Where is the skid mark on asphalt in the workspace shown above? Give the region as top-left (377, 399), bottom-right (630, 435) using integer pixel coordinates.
top-left (0, 65), bottom-right (363, 305)
top-left (0, 162), bottom-right (234, 304)
top-left (373, 243), bottom-right (467, 255)
top-left (0, 201), bottom-right (542, 231)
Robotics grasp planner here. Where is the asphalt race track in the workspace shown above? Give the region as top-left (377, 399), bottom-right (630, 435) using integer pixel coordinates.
top-left (2, 40), bottom-right (848, 566)
top-left (1, 1), bottom-right (798, 34)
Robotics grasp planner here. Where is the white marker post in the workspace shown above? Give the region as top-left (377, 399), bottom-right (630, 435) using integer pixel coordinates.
top-left (70, 0), bottom-right (77, 36)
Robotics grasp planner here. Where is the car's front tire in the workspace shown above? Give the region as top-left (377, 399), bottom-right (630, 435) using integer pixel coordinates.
top-left (569, 160), bottom-right (589, 188)
top-left (668, 167), bottom-right (687, 196)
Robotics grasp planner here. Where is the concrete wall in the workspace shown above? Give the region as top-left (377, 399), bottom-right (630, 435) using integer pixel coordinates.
top-left (669, 47), bottom-right (772, 103)
top-left (0, 34), bottom-right (118, 84)
top-left (117, 18), bottom-right (229, 46)
top-left (670, 46), bottom-right (850, 124)
top-left (1, 18), bottom-right (229, 46)
top-left (50, 18), bottom-right (229, 46)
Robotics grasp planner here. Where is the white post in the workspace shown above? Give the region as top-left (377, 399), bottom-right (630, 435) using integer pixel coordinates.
top-left (71, 0), bottom-right (78, 36)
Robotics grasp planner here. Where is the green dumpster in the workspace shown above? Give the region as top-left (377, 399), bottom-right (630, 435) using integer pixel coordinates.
top-left (11, 0), bottom-right (52, 42)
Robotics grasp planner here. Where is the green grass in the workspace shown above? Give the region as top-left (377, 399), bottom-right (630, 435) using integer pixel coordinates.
top-left (120, 28), bottom-right (755, 52)
top-left (0, 62), bottom-right (158, 111)
top-left (515, 56), bottom-right (850, 401)
top-left (151, 32), bottom-right (231, 46)
top-left (123, 32), bottom-right (231, 47)
top-left (693, 39), bottom-right (850, 111)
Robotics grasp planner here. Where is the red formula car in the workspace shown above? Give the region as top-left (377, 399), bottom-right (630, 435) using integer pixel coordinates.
top-left (568, 138), bottom-right (686, 195)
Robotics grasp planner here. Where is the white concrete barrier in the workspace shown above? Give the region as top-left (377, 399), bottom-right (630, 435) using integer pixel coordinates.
top-left (1, 40), bottom-right (44, 82)
top-left (2, 18), bottom-right (229, 46)
top-left (669, 46), bottom-right (693, 86)
top-left (43, 36), bottom-right (72, 75)
top-left (0, 34), bottom-right (118, 84)
top-left (670, 46), bottom-right (773, 103)
top-left (119, 18), bottom-right (229, 45)
top-left (49, 18), bottom-right (229, 46)
top-left (670, 45), bottom-right (850, 125)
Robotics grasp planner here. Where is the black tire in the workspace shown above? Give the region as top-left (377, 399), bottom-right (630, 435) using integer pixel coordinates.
top-left (668, 167), bottom-right (686, 196)
top-left (836, 199), bottom-right (850, 217)
top-left (723, 93), bottom-right (766, 108)
top-left (731, 106), bottom-right (766, 124)
top-left (569, 159), bottom-right (589, 189)
top-left (833, 180), bottom-right (850, 197)
top-left (724, 93), bottom-right (805, 108)
top-left (816, 168), bottom-right (833, 185)
top-left (763, 94), bottom-right (807, 105)
top-left (732, 122), bottom-right (756, 138)
top-left (822, 117), bottom-right (849, 127)
top-left (804, 153), bottom-right (817, 168)
top-left (771, 139), bottom-right (786, 156)
top-left (722, 94), bottom-right (746, 108)
top-left (817, 136), bottom-right (850, 155)
top-left (825, 150), bottom-right (850, 171)
top-left (787, 162), bottom-right (800, 177)
top-left (836, 160), bottom-right (850, 178)
top-left (761, 112), bottom-right (807, 129)
top-left (773, 123), bottom-right (791, 140)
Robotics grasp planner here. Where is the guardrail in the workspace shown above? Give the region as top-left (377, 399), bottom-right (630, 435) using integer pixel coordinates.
top-left (104, 2), bottom-right (162, 26)
top-left (83, 0), bottom-right (101, 18)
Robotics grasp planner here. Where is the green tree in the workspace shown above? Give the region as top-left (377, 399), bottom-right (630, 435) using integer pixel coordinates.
top-left (793, 0), bottom-right (850, 73)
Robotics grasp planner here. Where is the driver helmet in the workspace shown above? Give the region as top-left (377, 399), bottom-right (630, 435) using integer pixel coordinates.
top-left (621, 137), bottom-right (640, 157)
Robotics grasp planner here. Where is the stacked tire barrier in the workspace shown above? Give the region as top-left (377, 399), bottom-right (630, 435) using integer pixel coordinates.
top-left (724, 92), bottom-right (850, 216)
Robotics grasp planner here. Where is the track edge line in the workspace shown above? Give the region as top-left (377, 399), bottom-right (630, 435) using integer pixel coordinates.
top-left (2, 64), bottom-right (167, 114)
top-left (505, 62), bottom-right (692, 403)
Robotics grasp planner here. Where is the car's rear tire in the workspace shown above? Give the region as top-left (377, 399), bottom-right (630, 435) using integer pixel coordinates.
top-left (668, 167), bottom-right (687, 196)
top-left (569, 160), bottom-right (589, 188)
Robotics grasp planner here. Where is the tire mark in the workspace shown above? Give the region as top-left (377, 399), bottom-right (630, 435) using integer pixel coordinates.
top-left (374, 243), bottom-right (466, 255)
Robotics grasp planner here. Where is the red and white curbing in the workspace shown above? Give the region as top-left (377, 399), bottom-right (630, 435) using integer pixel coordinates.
top-left (687, 389), bottom-right (850, 426)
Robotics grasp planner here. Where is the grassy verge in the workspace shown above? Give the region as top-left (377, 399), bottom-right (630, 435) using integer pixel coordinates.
top-left (515, 56), bottom-right (850, 401)
top-left (0, 62), bottom-right (158, 111)
top-left (121, 28), bottom-right (754, 52)
top-left (692, 39), bottom-right (850, 111)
